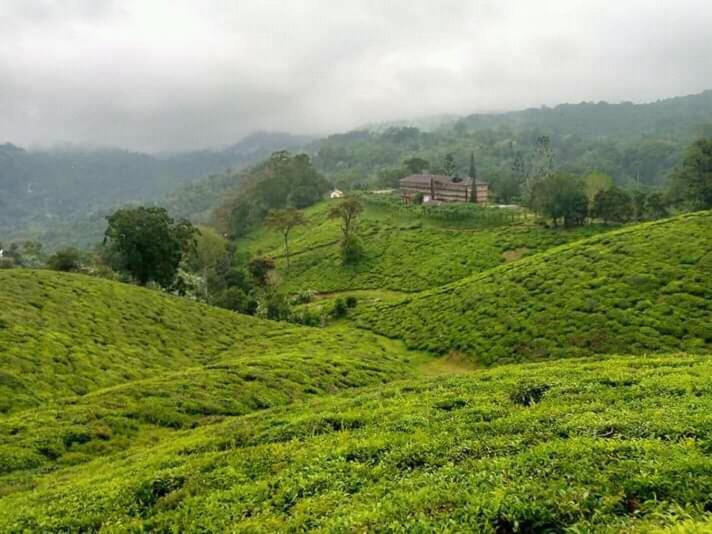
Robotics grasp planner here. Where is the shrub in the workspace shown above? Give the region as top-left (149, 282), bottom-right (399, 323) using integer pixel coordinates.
top-left (345, 295), bottom-right (358, 308)
top-left (47, 248), bottom-right (82, 272)
top-left (509, 383), bottom-right (550, 406)
top-left (291, 289), bottom-right (316, 305)
top-left (331, 298), bottom-right (348, 318)
top-left (213, 287), bottom-right (256, 314)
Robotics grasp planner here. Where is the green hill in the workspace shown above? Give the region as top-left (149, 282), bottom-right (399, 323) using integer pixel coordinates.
top-left (1, 353), bottom-right (710, 532)
top-left (238, 197), bottom-right (612, 295)
top-left (0, 270), bottom-right (427, 476)
top-left (357, 211), bottom-right (712, 363)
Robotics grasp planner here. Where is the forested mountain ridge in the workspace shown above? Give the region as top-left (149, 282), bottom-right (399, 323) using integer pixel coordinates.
top-left (0, 132), bottom-right (312, 249)
top-left (312, 90), bottom-right (712, 192)
top-left (3, 90), bottom-right (712, 250)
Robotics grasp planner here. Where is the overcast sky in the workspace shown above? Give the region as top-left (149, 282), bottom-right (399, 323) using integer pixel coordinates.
top-left (1, 0), bottom-right (712, 152)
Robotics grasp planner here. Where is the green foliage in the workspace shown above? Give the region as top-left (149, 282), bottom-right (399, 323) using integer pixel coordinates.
top-left (1, 354), bottom-right (712, 531)
top-left (671, 138), bottom-right (712, 209)
top-left (212, 286), bottom-right (255, 314)
top-left (0, 269), bottom-right (428, 473)
top-left (358, 211), bottom-right (712, 363)
top-left (528, 173), bottom-right (589, 227)
top-left (104, 206), bottom-right (197, 288)
top-left (215, 151), bottom-right (330, 238)
top-left (264, 208), bottom-right (306, 269)
top-left (238, 199), bottom-right (612, 294)
top-left (46, 247), bottom-right (82, 272)
top-left (331, 298), bottom-right (348, 318)
top-left (592, 186), bottom-right (634, 223)
top-left (584, 172), bottom-right (614, 203)
top-left (404, 157), bottom-right (430, 174)
top-left (340, 234), bottom-right (364, 265)
top-left (0, 133), bottom-right (311, 250)
top-left (247, 256), bottom-right (275, 287)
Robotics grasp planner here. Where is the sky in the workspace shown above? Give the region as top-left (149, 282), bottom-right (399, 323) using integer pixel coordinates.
top-left (1, 0), bottom-right (712, 152)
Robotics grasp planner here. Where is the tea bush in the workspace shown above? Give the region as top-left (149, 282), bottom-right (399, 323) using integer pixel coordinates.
top-left (358, 211), bottom-right (712, 363)
top-left (238, 200), bottom-right (613, 294)
top-left (1, 354), bottom-right (711, 532)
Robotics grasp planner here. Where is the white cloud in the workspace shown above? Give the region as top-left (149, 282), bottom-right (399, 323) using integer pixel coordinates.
top-left (0, 0), bottom-right (711, 150)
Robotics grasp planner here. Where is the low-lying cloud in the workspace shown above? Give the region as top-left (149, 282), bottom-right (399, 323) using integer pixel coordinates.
top-left (1, 0), bottom-right (711, 151)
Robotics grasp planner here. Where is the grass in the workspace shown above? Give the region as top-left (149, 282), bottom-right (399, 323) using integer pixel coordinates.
top-left (357, 211), bottom-right (712, 363)
top-left (237, 199), bottom-right (614, 294)
top-left (1, 353), bottom-right (711, 532)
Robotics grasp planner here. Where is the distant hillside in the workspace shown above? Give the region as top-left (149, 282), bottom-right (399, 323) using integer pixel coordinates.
top-left (312, 90), bottom-right (712, 193)
top-left (358, 211), bottom-right (712, 362)
top-left (454, 90), bottom-right (712, 139)
top-left (0, 132), bottom-right (312, 249)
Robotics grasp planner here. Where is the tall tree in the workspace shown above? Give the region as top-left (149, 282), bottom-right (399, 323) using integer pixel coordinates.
top-left (444, 153), bottom-right (457, 177)
top-left (469, 152), bottom-right (478, 202)
top-left (583, 172), bottom-right (613, 204)
top-left (529, 173), bottom-right (588, 227)
top-left (328, 196), bottom-right (363, 240)
top-left (403, 157), bottom-right (430, 175)
top-left (469, 152), bottom-right (477, 179)
top-left (104, 207), bottom-right (196, 288)
top-left (264, 208), bottom-right (306, 270)
top-left (591, 186), bottom-right (634, 223)
top-left (328, 196), bottom-right (364, 264)
top-left (671, 138), bottom-right (712, 209)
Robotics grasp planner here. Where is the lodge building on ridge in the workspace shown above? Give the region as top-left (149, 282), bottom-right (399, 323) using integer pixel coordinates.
top-left (400, 174), bottom-right (489, 204)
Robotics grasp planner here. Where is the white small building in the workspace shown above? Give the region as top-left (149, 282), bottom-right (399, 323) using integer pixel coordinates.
top-left (330, 189), bottom-right (344, 199)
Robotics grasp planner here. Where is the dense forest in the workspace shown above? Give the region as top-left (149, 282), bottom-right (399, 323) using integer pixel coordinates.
top-left (314, 90), bottom-right (712, 194)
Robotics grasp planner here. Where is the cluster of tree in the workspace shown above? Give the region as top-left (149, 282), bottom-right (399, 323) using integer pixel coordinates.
top-left (313, 92), bottom-right (712, 203)
top-left (0, 239), bottom-right (84, 272)
top-left (213, 151), bottom-right (330, 238)
top-left (524, 172), bottom-right (675, 227)
top-left (670, 138), bottom-right (712, 210)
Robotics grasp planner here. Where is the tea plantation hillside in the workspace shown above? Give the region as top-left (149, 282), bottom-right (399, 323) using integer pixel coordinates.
top-left (1, 354), bottom-right (711, 532)
top-left (239, 198), bottom-right (611, 294)
top-left (358, 211), bottom-right (712, 363)
top-left (0, 270), bottom-right (429, 477)
top-left (0, 270), bottom-right (426, 414)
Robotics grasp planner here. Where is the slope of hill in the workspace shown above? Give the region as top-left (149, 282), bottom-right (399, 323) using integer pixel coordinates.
top-left (238, 197), bottom-right (613, 295)
top-left (357, 211), bottom-right (712, 363)
top-left (0, 270), bottom-right (428, 476)
top-left (1, 353), bottom-right (710, 532)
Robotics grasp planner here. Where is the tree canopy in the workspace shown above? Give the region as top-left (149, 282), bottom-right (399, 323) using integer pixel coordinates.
top-left (104, 207), bottom-right (196, 287)
top-left (671, 138), bottom-right (712, 209)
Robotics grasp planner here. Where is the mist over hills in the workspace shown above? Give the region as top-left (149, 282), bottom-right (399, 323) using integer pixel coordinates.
top-left (1, 90), bottom-right (712, 250)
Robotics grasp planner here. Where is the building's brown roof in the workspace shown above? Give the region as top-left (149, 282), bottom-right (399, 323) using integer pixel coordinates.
top-left (400, 174), bottom-right (489, 186)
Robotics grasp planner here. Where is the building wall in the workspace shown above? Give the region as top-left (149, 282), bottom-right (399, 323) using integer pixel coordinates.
top-left (401, 179), bottom-right (488, 203)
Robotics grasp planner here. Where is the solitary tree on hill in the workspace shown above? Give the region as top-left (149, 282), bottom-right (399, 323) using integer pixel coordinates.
top-left (671, 138), bottom-right (712, 209)
top-left (104, 206), bottom-right (196, 288)
top-left (328, 196), bottom-right (364, 264)
top-left (265, 208), bottom-right (306, 271)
